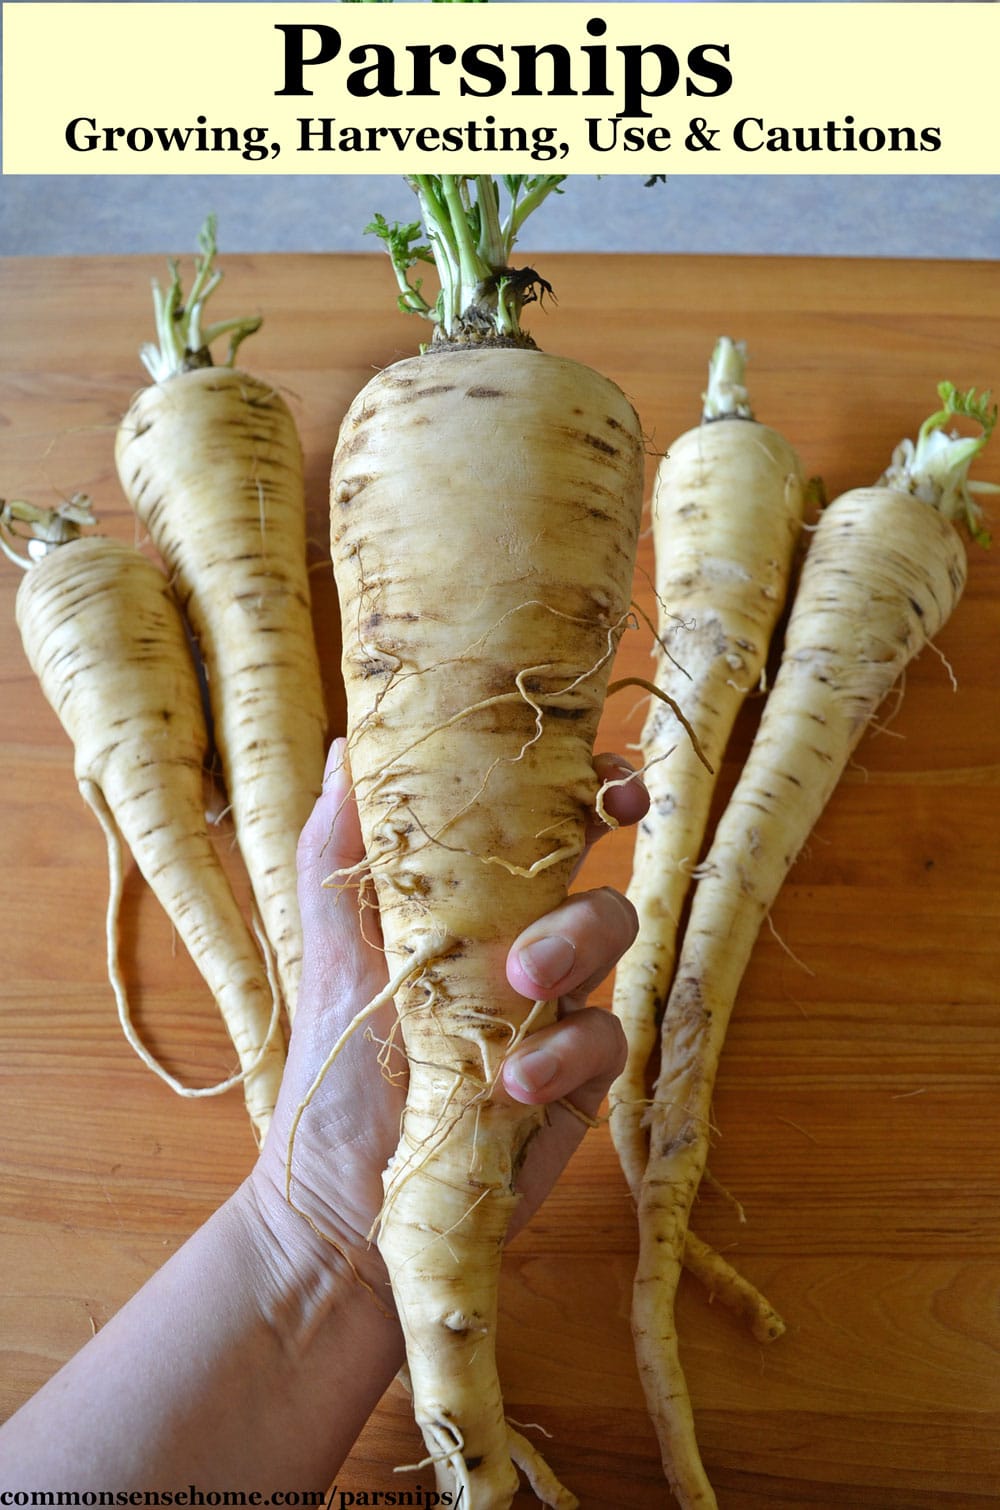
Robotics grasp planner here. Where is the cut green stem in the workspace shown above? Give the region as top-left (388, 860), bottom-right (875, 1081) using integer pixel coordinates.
top-left (367, 175), bottom-right (566, 347)
top-left (879, 381), bottom-right (997, 543)
top-left (0, 495), bottom-right (95, 570)
top-left (702, 337), bottom-right (754, 422)
top-left (140, 215), bottom-right (262, 382)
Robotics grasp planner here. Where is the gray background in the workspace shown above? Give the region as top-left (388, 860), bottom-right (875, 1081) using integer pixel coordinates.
top-left (3, 174), bottom-right (998, 260)
top-left (2, 1), bottom-right (997, 259)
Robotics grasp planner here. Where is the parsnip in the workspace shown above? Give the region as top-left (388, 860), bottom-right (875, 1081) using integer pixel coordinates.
top-left (2, 498), bottom-right (284, 1141)
top-left (316, 174), bottom-right (643, 1509)
top-left (115, 217), bottom-right (327, 1022)
top-left (633, 384), bottom-right (995, 1508)
top-left (610, 337), bottom-right (805, 1198)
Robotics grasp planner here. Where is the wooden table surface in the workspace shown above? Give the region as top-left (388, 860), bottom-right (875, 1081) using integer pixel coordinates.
top-left (2, 249), bottom-right (999, 1507)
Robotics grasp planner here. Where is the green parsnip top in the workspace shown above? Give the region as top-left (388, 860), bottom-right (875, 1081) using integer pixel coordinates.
top-left (140, 215), bottom-right (261, 382)
top-left (881, 382), bottom-right (997, 545)
top-left (368, 175), bottom-right (566, 347)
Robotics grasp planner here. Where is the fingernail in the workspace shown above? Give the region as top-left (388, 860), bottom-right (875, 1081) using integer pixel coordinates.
top-left (518, 935), bottom-right (575, 991)
top-left (508, 1044), bottom-right (560, 1096)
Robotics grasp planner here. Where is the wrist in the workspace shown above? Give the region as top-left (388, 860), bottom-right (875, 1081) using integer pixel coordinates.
top-left (230, 1174), bottom-right (400, 1366)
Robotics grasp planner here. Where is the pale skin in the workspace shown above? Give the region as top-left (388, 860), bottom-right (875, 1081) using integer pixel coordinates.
top-left (609, 340), bottom-right (804, 1198)
top-left (0, 739), bottom-right (645, 1489)
top-left (627, 378), bottom-right (995, 1509)
top-left (12, 531), bottom-right (286, 1140)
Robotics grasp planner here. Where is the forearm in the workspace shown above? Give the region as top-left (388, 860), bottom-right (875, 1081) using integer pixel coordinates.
top-left (0, 1180), bottom-right (403, 1489)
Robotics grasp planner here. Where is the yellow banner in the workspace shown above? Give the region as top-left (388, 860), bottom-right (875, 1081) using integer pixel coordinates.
top-left (3, 3), bottom-right (996, 176)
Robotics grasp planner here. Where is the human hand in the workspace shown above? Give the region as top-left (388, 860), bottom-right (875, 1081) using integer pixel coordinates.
top-left (249, 738), bottom-right (646, 1295)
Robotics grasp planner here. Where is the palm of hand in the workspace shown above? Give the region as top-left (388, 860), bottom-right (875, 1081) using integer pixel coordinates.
top-left (251, 741), bottom-right (644, 1291)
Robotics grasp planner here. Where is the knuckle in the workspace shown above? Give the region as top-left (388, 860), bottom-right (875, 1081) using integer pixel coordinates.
top-left (575, 1005), bottom-right (627, 1085)
top-left (559, 887), bottom-right (637, 984)
top-left (595, 885), bottom-right (639, 941)
top-left (596, 749), bottom-right (634, 775)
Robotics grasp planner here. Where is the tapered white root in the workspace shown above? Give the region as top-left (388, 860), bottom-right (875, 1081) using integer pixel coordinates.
top-left (115, 364), bottom-right (327, 1023)
top-left (610, 375), bottom-right (805, 1200)
top-left (84, 775), bottom-right (283, 1144)
top-left (329, 345), bottom-right (645, 1507)
top-left (681, 1231), bottom-right (784, 1344)
top-left (14, 534), bottom-right (286, 1142)
top-left (633, 484), bottom-right (969, 1506)
top-left (508, 1427), bottom-right (579, 1509)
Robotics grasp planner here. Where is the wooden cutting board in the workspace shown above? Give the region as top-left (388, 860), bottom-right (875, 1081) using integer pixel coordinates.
top-left (1, 249), bottom-right (998, 1508)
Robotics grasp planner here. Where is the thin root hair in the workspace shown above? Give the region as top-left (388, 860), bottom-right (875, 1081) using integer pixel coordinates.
top-left (350, 608), bottom-right (633, 823)
top-left (396, 1420), bottom-right (470, 1500)
top-left (607, 677), bottom-right (712, 773)
top-left (925, 637), bottom-right (960, 693)
top-left (630, 594), bottom-right (693, 680)
top-left (701, 1167), bottom-right (747, 1224)
top-left (375, 1077), bottom-right (484, 1243)
top-left (369, 1021), bottom-right (409, 1086)
top-left (353, 591), bottom-right (631, 718)
top-left (765, 912), bottom-right (816, 976)
top-left (356, 626), bottom-right (634, 875)
top-left (285, 929), bottom-right (451, 1203)
top-left (506, 1417), bottom-right (555, 1441)
top-left (79, 778), bottom-right (283, 1114)
top-left (594, 767), bottom-right (644, 829)
top-left (398, 1181), bottom-right (495, 1277)
top-left (407, 798), bottom-right (581, 879)
top-left (432, 628), bottom-right (623, 834)
top-left (463, 995), bottom-right (550, 1097)
top-left (556, 1097), bottom-right (602, 1129)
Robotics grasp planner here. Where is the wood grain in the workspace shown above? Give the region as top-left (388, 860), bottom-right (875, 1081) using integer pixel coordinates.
top-left (1, 250), bottom-right (998, 1507)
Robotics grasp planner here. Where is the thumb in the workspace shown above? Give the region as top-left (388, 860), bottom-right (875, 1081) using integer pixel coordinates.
top-left (297, 737), bottom-right (364, 896)
top-left (295, 737), bottom-right (384, 986)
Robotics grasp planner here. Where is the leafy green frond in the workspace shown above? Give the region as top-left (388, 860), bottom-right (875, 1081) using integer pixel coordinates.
top-left (918, 381), bottom-right (996, 449)
top-left (367, 175), bottom-right (566, 345)
top-left (365, 213), bottom-right (433, 268)
top-left (365, 212), bottom-right (437, 316)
